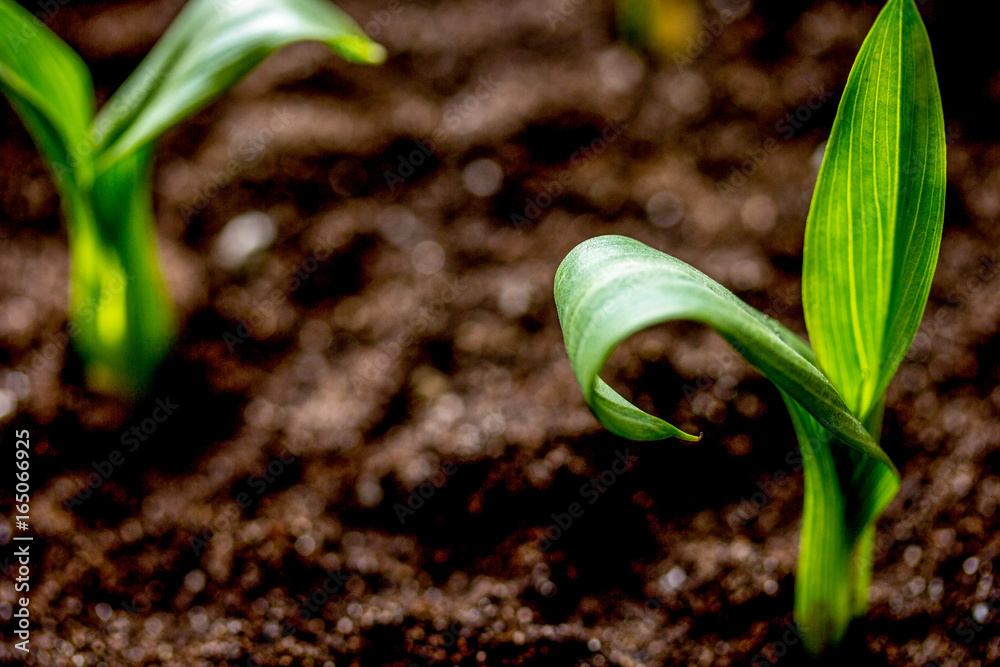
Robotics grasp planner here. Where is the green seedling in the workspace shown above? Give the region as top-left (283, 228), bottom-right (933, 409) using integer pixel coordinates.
top-left (555, 0), bottom-right (943, 654)
top-left (0, 0), bottom-right (384, 395)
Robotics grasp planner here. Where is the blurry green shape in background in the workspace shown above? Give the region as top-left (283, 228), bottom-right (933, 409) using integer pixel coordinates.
top-left (616, 0), bottom-right (705, 60)
top-left (0, 0), bottom-right (384, 396)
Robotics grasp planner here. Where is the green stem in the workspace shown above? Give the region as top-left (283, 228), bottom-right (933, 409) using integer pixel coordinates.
top-left (67, 147), bottom-right (174, 396)
top-left (783, 395), bottom-right (898, 655)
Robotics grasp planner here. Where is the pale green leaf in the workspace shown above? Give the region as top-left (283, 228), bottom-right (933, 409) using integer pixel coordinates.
top-left (94, 0), bottom-right (385, 167)
top-left (554, 235), bottom-right (895, 471)
top-left (0, 0), bottom-right (94, 186)
top-left (803, 0), bottom-right (946, 419)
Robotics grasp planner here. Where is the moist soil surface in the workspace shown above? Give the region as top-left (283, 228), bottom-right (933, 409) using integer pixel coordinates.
top-left (1, 0), bottom-right (999, 665)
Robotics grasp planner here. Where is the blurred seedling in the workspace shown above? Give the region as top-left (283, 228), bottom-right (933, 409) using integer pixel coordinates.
top-left (0, 0), bottom-right (384, 395)
top-left (616, 0), bottom-right (704, 60)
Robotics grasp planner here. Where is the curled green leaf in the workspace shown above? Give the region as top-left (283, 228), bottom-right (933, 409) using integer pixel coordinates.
top-left (554, 234), bottom-right (895, 472)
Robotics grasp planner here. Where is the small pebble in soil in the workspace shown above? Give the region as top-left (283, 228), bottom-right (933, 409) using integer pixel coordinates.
top-left (498, 281), bottom-right (533, 318)
top-left (184, 570), bottom-right (206, 594)
top-left (904, 544), bottom-right (923, 567)
top-left (963, 557), bottom-right (980, 575)
top-left (462, 158), bottom-right (503, 197)
top-left (934, 527), bottom-right (956, 548)
top-left (646, 190), bottom-right (684, 228)
top-left (731, 541), bottom-right (752, 560)
top-left (730, 257), bottom-right (770, 290)
top-left (120, 518), bottom-right (143, 543)
top-left (810, 142), bottom-right (826, 173)
top-left (596, 48), bottom-right (645, 94)
top-left (95, 602), bottom-right (113, 621)
top-left (357, 477), bottom-right (384, 507)
top-left (379, 205), bottom-right (422, 247)
top-left (295, 535), bottom-right (316, 556)
top-left (0, 295), bottom-right (35, 335)
top-left (973, 603), bottom-right (990, 624)
top-left (661, 566), bottom-right (686, 591)
top-left (666, 71), bottom-right (710, 117)
top-left (4, 371), bottom-right (29, 399)
top-left (0, 388), bottom-right (15, 421)
top-left (764, 580), bottom-right (779, 595)
top-left (212, 211), bottom-right (277, 270)
top-left (190, 607), bottom-right (210, 632)
top-left (740, 194), bottom-right (777, 233)
top-left (412, 240), bottom-right (445, 274)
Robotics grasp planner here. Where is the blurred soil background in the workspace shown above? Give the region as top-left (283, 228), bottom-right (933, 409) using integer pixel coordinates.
top-left (1, 0), bottom-right (999, 664)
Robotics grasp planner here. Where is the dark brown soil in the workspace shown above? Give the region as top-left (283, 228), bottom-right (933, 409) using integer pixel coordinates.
top-left (2, 0), bottom-right (999, 665)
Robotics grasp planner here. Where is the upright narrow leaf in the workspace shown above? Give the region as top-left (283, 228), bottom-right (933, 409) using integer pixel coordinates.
top-left (802, 0), bottom-right (946, 419)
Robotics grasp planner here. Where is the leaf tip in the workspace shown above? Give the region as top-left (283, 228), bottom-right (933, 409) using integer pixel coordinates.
top-left (365, 41), bottom-right (388, 65)
top-left (334, 35), bottom-right (387, 64)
